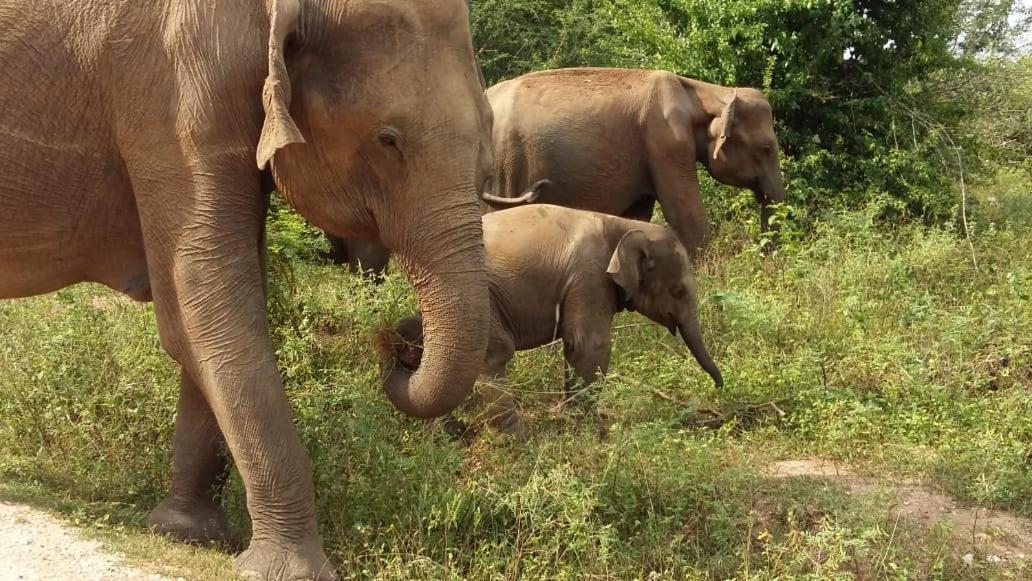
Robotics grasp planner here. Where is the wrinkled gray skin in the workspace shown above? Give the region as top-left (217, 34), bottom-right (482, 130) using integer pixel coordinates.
top-left (384, 205), bottom-right (723, 436)
top-left (0, 1), bottom-right (493, 579)
top-left (485, 68), bottom-right (788, 253)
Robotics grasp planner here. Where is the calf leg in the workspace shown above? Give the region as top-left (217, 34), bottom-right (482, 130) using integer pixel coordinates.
top-left (474, 331), bottom-right (526, 437)
top-left (559, 311), bottom-right (613, 411)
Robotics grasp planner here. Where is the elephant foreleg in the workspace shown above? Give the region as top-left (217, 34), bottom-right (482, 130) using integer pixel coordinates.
top-left (147, 368), bottom-right (234, 548)
top-left (128, 150), bottom-right (334, 580)
top-left (650, 164), bottom-right (710, 257)
top-left (557, 314), bottom-right (614, 438)
top-left (645, 113), bottom-right (710, 256)
top-left (475, 379), bottom-right (525, 439)
top-left (559, 309), bottom-right (613, 411)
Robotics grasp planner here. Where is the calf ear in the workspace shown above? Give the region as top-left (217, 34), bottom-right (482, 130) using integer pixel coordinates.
top-left (607, 230), bottom-right (652, 298)
top-left (256, 0), bottom-right (306, 170)
top-left (713, 89), bottom-right (739, 160)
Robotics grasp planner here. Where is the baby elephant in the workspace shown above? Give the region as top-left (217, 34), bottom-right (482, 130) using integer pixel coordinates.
top-left (382, 204), bottom-right (723, 435)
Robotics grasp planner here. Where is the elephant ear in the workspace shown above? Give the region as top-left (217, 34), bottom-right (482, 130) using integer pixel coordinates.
top-left (256, 0), bottom-right (306, 170)
top-left (712, 89), bottom-right (739, 160)
top-left (606, 230), bottom-right (654, 298)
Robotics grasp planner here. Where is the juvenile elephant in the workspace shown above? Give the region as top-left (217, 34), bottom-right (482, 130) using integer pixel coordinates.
top-left (484, 68), bottom-right (788, 252)
top-left (0, 1), bottom-right (493, 579)
top-left (382, 205), bottom-right (723, 436)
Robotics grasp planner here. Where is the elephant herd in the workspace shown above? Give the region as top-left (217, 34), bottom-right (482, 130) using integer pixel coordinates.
top-left (329, 68), bottom-right (787, 275)
top-left (0, 2), bottom-right (785, 579)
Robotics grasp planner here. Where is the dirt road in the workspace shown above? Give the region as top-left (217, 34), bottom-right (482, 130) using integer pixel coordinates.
top-left (0, 502), bottom-right (173, 581)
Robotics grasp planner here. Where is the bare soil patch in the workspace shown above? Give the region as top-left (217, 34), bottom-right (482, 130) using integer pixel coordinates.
top-left (768, 459), bottom-right (1032, 562)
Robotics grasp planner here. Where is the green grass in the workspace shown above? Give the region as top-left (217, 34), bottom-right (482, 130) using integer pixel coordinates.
top-left (0, 173), bottom-right (1030, 579)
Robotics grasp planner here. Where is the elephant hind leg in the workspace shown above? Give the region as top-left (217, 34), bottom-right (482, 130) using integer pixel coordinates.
top-left (127, 148), bottom-right (333, 579)
top-left (476, 379), bottom-right (527, 439)
top-left (473, 332), bottom-right (527, 438)
top-left (146, 368), bottom-right (236, 549)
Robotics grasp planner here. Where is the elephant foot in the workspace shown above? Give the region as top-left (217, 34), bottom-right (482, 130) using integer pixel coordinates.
top-left (146, 496), bottom-right (236, 549)
top-left (483, 409), bottom-right (530, 441)
top-left (442, 416), bottom-right (480, 445)
top-left (235, 538), bottom-right (337, 581)
top-left (475, 385), bottom-right (530, 440)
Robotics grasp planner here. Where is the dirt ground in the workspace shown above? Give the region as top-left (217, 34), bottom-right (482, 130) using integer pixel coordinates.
top-left (0, 502), bottom-right (174, 581)
top-left (768, 458), bottom-right (1032, 563)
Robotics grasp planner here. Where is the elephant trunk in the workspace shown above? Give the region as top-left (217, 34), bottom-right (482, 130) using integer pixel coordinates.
top-left (380, 192), bottom-right (489, 419)
top-left (759, 203), bottom-right (774, 234)
top-left (679, 317), bottom-right (723, 389)
top-left (758, 173), bottom-right (787, 252)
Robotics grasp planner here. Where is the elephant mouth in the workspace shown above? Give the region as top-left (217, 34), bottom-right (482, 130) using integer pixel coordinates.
top-left (390, 354), bottom-right (419, 373)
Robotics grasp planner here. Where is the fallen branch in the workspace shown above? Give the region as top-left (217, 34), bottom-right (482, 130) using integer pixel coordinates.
top-left (650, 389), bottom-right (794, 431)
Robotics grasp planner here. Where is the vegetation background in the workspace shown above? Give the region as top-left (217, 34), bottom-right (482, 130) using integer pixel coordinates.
top-left (1, 0), bottom-right (1030, 578)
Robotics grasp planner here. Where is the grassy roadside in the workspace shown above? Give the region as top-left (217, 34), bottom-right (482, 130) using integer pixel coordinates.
top-left (0, 479), bottom-right (233, 580)
top-left (0, 170), bottom-right (1029, 579)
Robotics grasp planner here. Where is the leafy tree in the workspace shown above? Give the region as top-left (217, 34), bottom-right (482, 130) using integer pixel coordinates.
top-left (470, 0), bottom-right (1028, 225)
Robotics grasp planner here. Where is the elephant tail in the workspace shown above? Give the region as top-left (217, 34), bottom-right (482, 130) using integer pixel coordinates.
top-left (481, 179), bottom-right (550, 206)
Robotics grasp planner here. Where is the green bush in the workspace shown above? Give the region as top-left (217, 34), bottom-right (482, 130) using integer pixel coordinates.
top-left (472, 0), bottom-right (1028, 225)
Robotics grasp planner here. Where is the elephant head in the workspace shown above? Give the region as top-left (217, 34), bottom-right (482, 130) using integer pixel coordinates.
top-left (607, 229), bottom-right (723, 388)
top-left (691, 82), bottom-right (787, 239)
top-left (259, 0), bottom-right (492, 418)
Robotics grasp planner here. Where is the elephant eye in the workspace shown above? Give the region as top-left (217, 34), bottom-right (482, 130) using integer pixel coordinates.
top-left (671, 285), bottom-right (687, 299)
top-left (377, 127), bottom-right (401, 149)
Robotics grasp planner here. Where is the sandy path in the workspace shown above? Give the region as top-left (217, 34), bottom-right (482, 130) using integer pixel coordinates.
top-left (0, 502), bottom-right (174, 581)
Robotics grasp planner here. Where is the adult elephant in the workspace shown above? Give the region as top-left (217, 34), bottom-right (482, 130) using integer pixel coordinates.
top-left (0, 1), bottom-right (492, 579)
top-left (485, 67), bottom-right (788, 252)
top-left (328, 66), bottom-right (788, 274)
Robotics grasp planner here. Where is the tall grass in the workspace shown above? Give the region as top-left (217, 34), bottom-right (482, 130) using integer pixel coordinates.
top-left (0, 173), bottom-right (1029, 578)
